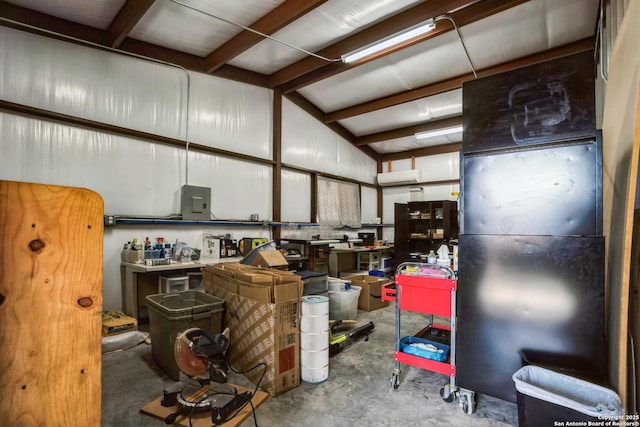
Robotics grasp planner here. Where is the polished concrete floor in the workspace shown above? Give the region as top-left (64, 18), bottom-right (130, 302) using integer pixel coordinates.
top-left (101, 304), bottom-right (518, 427)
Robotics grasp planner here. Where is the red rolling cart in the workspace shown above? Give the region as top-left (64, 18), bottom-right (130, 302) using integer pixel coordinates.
top-left (381, 262), bottom-right (475, 414)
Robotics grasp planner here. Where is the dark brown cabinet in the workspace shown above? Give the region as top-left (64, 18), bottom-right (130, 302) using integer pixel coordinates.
top-left (394, 200), bottom-right (458, 265)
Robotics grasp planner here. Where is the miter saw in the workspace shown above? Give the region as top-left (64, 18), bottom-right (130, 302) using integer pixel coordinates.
top-left (161, 327), bottom-right (252, 425)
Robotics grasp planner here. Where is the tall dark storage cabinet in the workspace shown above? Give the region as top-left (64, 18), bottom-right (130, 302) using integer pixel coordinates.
top-left (457, 50), bottom-right (605, 402)
top-left (394, 200), bottom-right (458, 264)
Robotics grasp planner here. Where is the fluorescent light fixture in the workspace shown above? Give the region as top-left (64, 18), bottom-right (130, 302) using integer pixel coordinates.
top-left (415, 125), bottom-right (463, 139)
top-left (342, 19), bottom-right (436, 63)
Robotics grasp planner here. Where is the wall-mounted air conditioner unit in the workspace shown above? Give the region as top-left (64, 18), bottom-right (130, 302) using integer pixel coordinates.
top-left (376, 169), bottom-right (421, 187)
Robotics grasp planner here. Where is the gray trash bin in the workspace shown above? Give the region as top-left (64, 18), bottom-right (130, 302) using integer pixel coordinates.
top-left (512, 365), bottom-right (623, 427)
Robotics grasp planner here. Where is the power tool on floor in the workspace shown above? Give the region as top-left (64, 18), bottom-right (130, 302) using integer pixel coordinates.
top-left (161, 327), bottom-right (252, 425)
top-left (329, 320), bottom-right (375, 357)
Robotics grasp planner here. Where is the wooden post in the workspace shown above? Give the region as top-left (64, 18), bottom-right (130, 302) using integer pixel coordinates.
top-left (0, 180), bottom-right (104, 426)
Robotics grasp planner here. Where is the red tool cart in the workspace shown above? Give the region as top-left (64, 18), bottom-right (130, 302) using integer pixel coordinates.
top-left (381, 262), bottom-right (475, 414)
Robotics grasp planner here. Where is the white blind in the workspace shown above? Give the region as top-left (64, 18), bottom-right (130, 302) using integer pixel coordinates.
top-left (317, 177), bottom-right (361, 228)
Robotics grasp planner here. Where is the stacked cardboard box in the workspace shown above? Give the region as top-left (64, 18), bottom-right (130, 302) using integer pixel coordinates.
top-left (342, 274), bottom-right (391, 312)
top-left (202, 263), bottom-right (302, 397)
top-left (249, 250), bottom-right (289, 269)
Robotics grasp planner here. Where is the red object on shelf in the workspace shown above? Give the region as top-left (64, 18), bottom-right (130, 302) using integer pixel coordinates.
top-left (395, 350), bottom-right (456, 377)
top-left (395, 274), bottom-right (456, 316)
top-left (381, 282), bottom-right (396, 302)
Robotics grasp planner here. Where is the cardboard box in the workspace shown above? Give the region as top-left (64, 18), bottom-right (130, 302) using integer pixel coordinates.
top-left (203, 264), bottom-right (301, 397)
top-left (251, 250), bottom-right (289, 269)
top-left (342, 274), bottom-right (391, 312)
top-left (102, 310), bottom-right (138, 336)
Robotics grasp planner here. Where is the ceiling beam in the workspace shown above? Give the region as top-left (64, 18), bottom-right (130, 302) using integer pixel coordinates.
top-left (356, 116), bottom-right (462, 146)
top-left (269, 0), bottom-right (480, 89)
top-left (204, 0), bottom-right (328, 73)
top-left (273, 0), bottom-right (530, 93)
top-left (117, 37), bottom-right (206, 71)
top-left (107, 0), bottom-right (157, 48)
top-left (324, 37), bottom-right (595, 123)
top-left (380, 143), bottom-right (461, 162)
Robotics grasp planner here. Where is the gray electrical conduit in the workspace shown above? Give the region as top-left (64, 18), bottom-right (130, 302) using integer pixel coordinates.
top-left (0, 16), bottom-right (193, 186)
top-left (435, 15), bottom-right (478, 78)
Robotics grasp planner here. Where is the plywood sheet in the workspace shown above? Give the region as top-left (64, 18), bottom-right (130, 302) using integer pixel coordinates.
top-left (0, 180), bottom-right (104, 426)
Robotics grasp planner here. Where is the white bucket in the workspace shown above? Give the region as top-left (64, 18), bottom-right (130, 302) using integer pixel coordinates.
top-left (328, 286), bottom-right (361, 321)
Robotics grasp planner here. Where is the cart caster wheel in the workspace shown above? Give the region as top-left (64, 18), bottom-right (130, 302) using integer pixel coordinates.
top-left (440, 384), bottom-right (456, 403)
top-left (459, 392), bottom-right (475, 414)
top-left (391, 372), bottom-right (400, 390)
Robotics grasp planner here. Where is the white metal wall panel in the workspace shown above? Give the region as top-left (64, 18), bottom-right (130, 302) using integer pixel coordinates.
top-left (282, 98), bottom-right (376, 183)
top-left (421, 184), bottom-right (460, 202)
top-left (281, 169), bottom-right (311, 222)
top-left (0, 112), bottom-right (184, 216)
top-left (186, 151), bottom-right (272, 221)
top-left (361, 186), bottom-right (378, 224)
top-left (0, 112), bottom-right (271, 218)
top-left (0, 27), bottom-right (187, 140)
top-left (416, 152), bottom-right (460, 181)
top-left (282, 98), bottom-right (338, 171)
top-left (188, 72), bottom-right (272, 159)
top-left (382, 158), bottom-right (411, 173)
top-left (337, 136), bottom-right (376, 184)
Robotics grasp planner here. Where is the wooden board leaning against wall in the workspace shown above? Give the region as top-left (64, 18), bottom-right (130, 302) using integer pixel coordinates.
top-left (0, 180), bottom-right (104, 426)
top-left (602, 0), bottom-right (640, 412)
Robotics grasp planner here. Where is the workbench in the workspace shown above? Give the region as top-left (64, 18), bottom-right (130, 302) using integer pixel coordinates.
top-left (120, 257), bottom-right (242, 319)
top-left (328, 246), bottom-right (393, 278)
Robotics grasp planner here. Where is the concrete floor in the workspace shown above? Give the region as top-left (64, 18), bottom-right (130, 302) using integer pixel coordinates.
top-left (101, 304), bottom-right (518, 427)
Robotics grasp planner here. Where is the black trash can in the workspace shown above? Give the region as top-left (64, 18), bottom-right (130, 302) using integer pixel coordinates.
top-left (512, 365), bottom-right (623, 427)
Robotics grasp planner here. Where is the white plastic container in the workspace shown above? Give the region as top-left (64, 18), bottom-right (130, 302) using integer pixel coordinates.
top-left (328, 285), bottom-right (361, 320)
top-left (328, 278), bottom-right (350, 292)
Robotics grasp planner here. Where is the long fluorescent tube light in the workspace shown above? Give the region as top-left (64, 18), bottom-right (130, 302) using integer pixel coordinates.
top-left (415, 125), bottom-right (463, 139)
top-left (342, 19), bottom-right (436, 63)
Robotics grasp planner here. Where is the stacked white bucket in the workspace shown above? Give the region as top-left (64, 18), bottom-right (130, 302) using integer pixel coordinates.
top-left (300, 295), bottom-right (330, 383)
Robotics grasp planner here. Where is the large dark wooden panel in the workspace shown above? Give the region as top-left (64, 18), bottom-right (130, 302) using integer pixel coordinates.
top-left (462, 50), bottom-right (596, 154)
top-left (461, 139), bottom-right (602, 236)
top-left (456, 234), bottom-right (605, 402)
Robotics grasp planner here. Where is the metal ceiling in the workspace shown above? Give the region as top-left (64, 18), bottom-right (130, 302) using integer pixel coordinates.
top-left (0, 0), bottom-right (600, 162)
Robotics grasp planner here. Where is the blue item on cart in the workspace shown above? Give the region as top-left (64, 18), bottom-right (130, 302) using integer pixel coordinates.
top-left (400, 336), bottom-right (450, 362)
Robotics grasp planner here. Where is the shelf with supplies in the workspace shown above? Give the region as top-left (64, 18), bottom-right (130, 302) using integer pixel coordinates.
top-left (394, 200), bottom-right (458, 266)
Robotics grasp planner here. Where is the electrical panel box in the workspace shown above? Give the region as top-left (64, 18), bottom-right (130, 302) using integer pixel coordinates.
top-left (180, 185), bottom-right (211, 221)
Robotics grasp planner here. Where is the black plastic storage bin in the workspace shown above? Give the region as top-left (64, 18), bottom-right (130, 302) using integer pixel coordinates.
top-left (512, 365), bottom-right (622, 427)
top-left (146, 290), bottom-right (225, 380)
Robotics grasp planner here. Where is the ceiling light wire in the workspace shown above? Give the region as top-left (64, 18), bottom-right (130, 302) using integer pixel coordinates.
top-left (435, 15), bottom-right (478, 78)
top-left (168, 0), bottom-right (342, 63)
